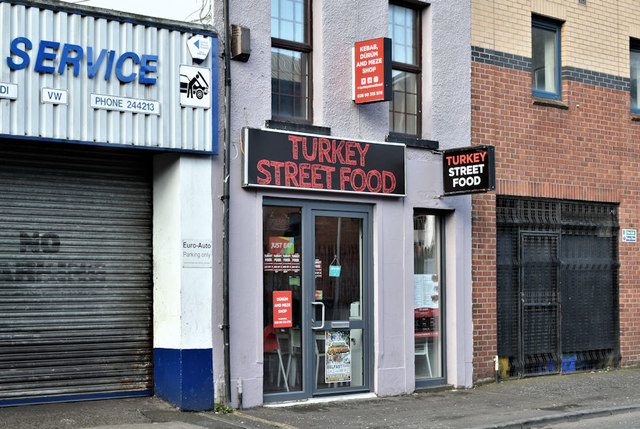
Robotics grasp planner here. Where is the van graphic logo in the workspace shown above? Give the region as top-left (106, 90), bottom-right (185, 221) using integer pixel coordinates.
top-left (179, 65), bottom-right (211, 108)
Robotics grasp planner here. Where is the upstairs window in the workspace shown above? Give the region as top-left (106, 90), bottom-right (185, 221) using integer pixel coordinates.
top-left (631, 39), bottom-right (640, 112)
top-left (271, 0), bottom-right (311, 122)
top-left (389, 3), bottom-right (421, 137)
top-left (532, 17), bottom-right (561, 99)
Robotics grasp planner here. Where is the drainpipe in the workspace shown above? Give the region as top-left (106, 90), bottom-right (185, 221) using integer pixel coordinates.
top-left (222, 0), bottom-right (232, 405)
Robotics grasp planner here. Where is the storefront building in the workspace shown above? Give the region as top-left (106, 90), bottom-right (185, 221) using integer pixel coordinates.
top-left (218, 0), bottom-right (474, 407)
top-left (471, 1), bottom-right (640, 381)
top-left (0, 0), bottom-right (218, 410)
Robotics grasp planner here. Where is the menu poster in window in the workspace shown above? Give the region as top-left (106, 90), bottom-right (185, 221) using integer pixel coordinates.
top-left (273, 291), bottom-right (293, 328)
top-left (325, 331), bottom-right (351, 383)
top-left (414, 274), bottom-right (439, 309)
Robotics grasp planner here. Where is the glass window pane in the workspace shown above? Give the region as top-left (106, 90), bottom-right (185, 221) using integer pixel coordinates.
top-left (271, 48), bottom-right (310, 121)
top-left (263, 206), bottom-right (303, 394)
top-left (272, 0), bottom-right (307, 43)
top-left (393, 70), bottom-right (406, 92)
top-left (390, 4), bottom-right (417, 65)
top-left (406, 73), bottom-right (418, 94)
top-left (532, 24), bottom-right (557, 94)
top-left (393, 112), bottom-right (405, 134)
top-left (631, 48), bottom-right (640, 110)
top-left (280, 21), bottom-right (294, 41)
top-left (281, 0), bottom-right (294, 20)
top-left (390, 71), bottom-right (419, 136)
top-left (406, 115), bottom-right (417, 135)
top-left (407, 94), bottom-right (418, 114)
top-left (413, 214), bottom-right (443, 380)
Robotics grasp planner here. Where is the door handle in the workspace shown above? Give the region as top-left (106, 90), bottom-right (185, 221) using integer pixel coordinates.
top-left (311, 301), bottom-right (325, 330)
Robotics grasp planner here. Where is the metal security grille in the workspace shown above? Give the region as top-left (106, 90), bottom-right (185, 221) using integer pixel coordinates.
top-left (497, 197), bottom-right (619, 378)
top-left (0, 140), bottom-right (153, 404)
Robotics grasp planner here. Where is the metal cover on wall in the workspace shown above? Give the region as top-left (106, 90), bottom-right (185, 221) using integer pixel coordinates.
top-left (0, 0), bottom-right (218, 154)
top-left (0, 140), bottom-right (153, 405)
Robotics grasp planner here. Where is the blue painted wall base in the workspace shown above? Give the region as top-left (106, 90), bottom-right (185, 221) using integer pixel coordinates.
top-left (154, 348), bottom-right (214, 411)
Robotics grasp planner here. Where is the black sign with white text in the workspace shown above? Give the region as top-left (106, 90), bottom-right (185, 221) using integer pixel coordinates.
top-left (442, 145), bottom-right (495, 196)
top-left (242, 128), bottom-right (406, 197)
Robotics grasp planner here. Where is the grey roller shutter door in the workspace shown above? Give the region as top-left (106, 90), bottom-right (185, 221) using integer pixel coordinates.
top-left (0, 140), bottom-right (153, 404)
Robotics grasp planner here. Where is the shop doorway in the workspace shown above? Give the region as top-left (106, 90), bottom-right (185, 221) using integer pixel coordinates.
top-left (262, 201), bottom-right (372, 401)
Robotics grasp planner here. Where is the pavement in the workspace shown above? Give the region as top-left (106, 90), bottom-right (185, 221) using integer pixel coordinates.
top-left (1, 367), bottom-right (640, 429)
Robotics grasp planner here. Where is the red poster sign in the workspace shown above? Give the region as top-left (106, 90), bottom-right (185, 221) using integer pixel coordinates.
top-left (273, 291), bottom-right (293, 328)
top-left (353, 38), bottom-right (392, 104)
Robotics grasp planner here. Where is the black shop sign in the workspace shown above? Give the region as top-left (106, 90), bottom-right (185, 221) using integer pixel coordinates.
top-left (442, 145), bottom-right (495, 196)
top-left (242, 128), bottom-right (406, 197)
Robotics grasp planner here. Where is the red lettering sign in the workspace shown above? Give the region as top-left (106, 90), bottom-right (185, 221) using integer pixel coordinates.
top-left (442, 145), bottom-right (495, 196)
top-left (354, 38), bottom-right (392, 104)
top-left (243, 128), bottom-right (406, 197)
top-left (273, 290), bottom-right (293, 328)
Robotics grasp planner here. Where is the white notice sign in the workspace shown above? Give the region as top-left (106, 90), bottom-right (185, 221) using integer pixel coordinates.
top-left (622, 229), bottom-right (637, 243)
top-left (0, 82), bottom-right (18, 100)
top-left (182, 239), bottom-right (213, 268)
top-left (179, 65), bottom-right (211, 108)
top-left (42, 88), bottom-right (68, 105)
top-left (90, 94), bottom-right (160, 115)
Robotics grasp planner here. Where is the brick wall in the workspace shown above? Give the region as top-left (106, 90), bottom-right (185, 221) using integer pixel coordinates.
top-left (471, 55), bottom-right (640, 380)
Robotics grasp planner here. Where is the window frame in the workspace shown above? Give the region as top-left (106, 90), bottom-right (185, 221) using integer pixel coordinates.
top-left (412, 209), bottom-right (447, 388)
top-left (630, 39), bottom-right (640, 114)
top-left (271, 0), bottom-right (313, 124)
top-left (389, 1), bottom-right (422, 139)
top-left (531, 16), bottom-right (562, 100)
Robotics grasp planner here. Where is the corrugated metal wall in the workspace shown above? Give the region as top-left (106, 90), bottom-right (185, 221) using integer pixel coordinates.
top-left (0, 139), bottom-right (153, 403)
top-left (0, 1), bottom-right (215, 152)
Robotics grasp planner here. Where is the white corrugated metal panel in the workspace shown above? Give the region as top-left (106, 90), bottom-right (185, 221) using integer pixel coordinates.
top-left (0, 139), bottom-right (153, 403)
top-left (0, 1), bottom-right (217, 153)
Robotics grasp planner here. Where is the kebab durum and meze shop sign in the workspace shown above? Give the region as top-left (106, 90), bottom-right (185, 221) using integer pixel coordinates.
top-left (242, 128), bottom-right (406, 196)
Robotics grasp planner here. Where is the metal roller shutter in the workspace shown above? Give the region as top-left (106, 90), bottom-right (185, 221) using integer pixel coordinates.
top-left (0, 140), bottom-right (153, 404)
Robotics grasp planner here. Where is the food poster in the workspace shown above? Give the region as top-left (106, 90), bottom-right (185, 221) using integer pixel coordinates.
top-left (325, 331), bottom-right (351, 383)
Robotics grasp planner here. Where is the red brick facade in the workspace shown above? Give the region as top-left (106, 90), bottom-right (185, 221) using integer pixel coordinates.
top-left (471, 58), bottom-right (640, 381)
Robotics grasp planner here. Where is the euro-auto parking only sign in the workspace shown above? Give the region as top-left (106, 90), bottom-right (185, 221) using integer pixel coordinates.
top-left (179, 65), bottom-right (211, 108)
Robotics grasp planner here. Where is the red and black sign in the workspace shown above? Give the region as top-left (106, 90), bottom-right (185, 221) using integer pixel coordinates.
top-left (353, 38), bottom-right (392, 104)
top-left (242, 128), bottom-right (405, 197)
top-left (442, 145), bottom-right (495, 196)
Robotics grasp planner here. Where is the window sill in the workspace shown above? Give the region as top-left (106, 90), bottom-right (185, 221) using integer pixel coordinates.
top-left (265, 120), bottom-right (331, 136)
top-left (386, 134), bottom-right (439, 149)
top-left (532, 97), bottom-right (569, 109)
top-left (631, 112), bottom-right (640, 121)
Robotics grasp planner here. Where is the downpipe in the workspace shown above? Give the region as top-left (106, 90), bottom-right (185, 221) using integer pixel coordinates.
top-left (222, 0), bottom-right (232, 405)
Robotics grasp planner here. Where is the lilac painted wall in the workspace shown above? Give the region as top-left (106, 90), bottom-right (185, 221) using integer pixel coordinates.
top-left (215, 0), bottom-right (472, 407)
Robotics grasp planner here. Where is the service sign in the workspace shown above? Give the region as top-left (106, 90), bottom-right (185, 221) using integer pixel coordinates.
top-left (0, 2), bottom-right (218, 153)
top-left (442, 145), bottom-right (495, 196)
top-left (353, 38), bottom-right (392, 104)
top-left (242, 128), bottom-right (406, 197)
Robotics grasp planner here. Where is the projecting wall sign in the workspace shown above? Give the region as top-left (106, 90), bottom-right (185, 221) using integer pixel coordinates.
top-left (442, 145), bottom-right (496, 196)
top-left (352, 37), bottom-right (392, 104)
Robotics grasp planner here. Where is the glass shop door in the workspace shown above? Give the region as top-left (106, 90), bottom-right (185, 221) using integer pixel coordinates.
top-left (263, 203), bottom-right (371, 401)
